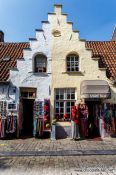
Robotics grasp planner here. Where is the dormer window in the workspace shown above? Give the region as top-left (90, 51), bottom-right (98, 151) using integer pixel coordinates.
top-left (34, 54), bottom-right (47, 73)
top-left (66, 54), bottom-right (79, 72)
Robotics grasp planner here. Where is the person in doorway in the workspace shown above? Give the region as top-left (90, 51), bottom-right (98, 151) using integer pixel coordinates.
top-left (71, 105), bottom-right (80, 140)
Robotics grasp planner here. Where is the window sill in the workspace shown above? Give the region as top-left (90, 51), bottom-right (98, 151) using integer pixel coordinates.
top-left (62, 71), bottom-right (84, 75)
top-left (56, 121), bottom-right (71, 126)
top-left (32, 72), bottom-right (49, 76)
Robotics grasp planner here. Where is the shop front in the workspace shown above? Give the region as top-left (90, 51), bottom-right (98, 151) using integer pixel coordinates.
top-left (52, 80), bottom-right (116, 140)
top-left (80, 80), bottom-right (116, 138)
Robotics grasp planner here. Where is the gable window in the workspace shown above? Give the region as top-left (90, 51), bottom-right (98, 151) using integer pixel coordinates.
top-left (34, 54), bottom-right (47, 73)
top-left (66, 54), bottom-right (79, 72)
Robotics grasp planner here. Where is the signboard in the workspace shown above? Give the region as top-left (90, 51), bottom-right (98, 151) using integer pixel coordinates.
top-left (81, 93), bottom-right (110, 99)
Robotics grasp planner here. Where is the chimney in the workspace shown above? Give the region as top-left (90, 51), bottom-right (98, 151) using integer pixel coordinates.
top-left (54, 4), bottom-right (62, 15)
top-left (0, 30), bottom-right (4, 42)
top-left (111, 25), bottom-right (116, 41)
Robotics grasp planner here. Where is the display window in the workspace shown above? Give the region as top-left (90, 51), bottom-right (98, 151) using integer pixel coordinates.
top-left (55, 88), bottom-right (76, 121)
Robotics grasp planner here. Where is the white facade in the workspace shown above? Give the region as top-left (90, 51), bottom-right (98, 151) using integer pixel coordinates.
top-left (5, 21), bottom-right (52, 103)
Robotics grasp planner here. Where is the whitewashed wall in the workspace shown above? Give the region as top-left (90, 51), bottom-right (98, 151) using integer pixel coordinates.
top-left (8, 21), bottom-right (52, 103)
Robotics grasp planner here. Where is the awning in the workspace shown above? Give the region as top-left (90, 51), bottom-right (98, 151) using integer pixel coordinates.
top-left (80, 80), bottom-right (110, 99)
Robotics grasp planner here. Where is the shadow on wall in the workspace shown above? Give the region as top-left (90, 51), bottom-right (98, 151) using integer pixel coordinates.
top-left (56, 126), bottom-right (71, 139)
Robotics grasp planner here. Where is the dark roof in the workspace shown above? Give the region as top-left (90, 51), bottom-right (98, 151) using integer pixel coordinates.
top-left (0, 42), bottom-right (30, 81)
top-left (85, 41), bottom-right (116, 80)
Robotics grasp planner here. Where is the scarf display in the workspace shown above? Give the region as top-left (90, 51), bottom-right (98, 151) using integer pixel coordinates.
top-left (6, 115), bottom-right (17, 134)
top-left (43, 99), bottom-right (50, 130)
top-left (33, 99), bottom-right (50, 137)
top-left (95, 103), bottom-right (116, 135)
top-left (0, 115), bottom-right (17, 138)
top-left (0, 118), bottom-right (6, 138)
top-left (0, 101), bottom-right (17, 139)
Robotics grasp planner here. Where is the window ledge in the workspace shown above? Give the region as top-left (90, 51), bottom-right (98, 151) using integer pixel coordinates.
top-left (32, 72), bottom-right (49, 76)
top-left (56, 122), bottom-right (71, 126)
top-left (62, 71), bottom-right (84, 75)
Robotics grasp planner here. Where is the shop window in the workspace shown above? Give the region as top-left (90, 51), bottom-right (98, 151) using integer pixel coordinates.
top-left (66, 54), bottom-right (79, 72)
top-left (55, 88), bottom-right (76, 121)
top-left (34, 54), bottom-right (47, 73)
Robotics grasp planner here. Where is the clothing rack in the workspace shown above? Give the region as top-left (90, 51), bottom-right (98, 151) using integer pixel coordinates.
top-left (0, 115), bottom-right (17, 139)
top-left (33, 99), bottom-right (50, 137)
top-left (95, 103), bottom-right (116, 137)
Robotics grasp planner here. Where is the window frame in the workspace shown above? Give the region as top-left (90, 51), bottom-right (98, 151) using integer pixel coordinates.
top-left (55, 88), bottom-right (76, 121)
top-left (66, 54), bottom-right (79, 72)
top-left (34, 54), bottom-right (47, 73)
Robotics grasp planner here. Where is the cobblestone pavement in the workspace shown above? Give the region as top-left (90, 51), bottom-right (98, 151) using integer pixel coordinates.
top-left (0, 137), bottom-right (116, 152)
top-left (0, 138), bottom-right (116, 174)
top-left (0, 155), bottom-right (116, 175)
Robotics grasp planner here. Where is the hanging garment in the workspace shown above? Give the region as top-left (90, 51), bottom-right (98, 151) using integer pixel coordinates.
top-left (6, 115), bottom-right (17, 134)
top-left (71, 120), bottom-right (80, 139)
top-left (0, 118), bottom-right (6, 138)
top-left (78, 104), bottom-right (88, 137)
top-left (71, 105), bottom-right (80, 139)
top-left (80, 117), bottom-right (88, 137)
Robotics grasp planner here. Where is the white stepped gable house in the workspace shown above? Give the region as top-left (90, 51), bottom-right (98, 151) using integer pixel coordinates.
top-left (0, 4), bottom-right (116, 139)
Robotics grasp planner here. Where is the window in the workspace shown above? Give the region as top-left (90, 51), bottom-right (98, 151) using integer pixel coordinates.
top-left (34, 54), bottom-right (47, 73)
top-left (55, 88), bottom-right (76, 121)
top-left (66, 54), bottom-right (79, 72)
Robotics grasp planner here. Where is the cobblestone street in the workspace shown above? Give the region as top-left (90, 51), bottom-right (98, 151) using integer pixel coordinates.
top-left (0, 155), bottom-right (116, 175)
top-left (0, 137), bottom-right (116, 152)
top-left (0, 138), bottom-right (116, 174)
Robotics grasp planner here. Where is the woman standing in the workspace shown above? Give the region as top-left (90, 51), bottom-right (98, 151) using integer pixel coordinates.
top-left (71, 105), bottom-right (80, 140)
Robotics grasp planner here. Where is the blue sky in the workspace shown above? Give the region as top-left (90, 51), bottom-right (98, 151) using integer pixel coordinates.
top-left (0, 0), bottom-right (115, 42)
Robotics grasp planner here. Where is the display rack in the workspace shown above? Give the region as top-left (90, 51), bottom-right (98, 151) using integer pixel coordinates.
top-left (0, 101), bottom-right (17, 139)
top-left (33, 99), bottom-right (50, 137)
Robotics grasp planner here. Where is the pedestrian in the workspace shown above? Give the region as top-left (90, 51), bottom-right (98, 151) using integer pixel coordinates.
top-left (71, 105), bottom-right (80, 140)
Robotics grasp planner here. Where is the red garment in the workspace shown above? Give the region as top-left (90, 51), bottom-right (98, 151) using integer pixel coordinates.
top-left (78, 103), bottom-right (88, 137)
top-left (78, 104), bottom-right (89, 118)
top-left (44, 106), bottom-right (49, 111)
top-left (64, 114), bottom-right (69, 119)
top-left (71, 105), bottom-right (79, 124)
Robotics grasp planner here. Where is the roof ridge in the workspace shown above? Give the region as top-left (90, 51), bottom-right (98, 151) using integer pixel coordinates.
top-left (86, 41), bottom-right (116, 42)
top-left (0, 42), bottom-right (29, 44)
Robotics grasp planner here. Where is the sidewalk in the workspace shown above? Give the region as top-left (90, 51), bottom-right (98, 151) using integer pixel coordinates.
top-left (0, 137), bottom-right (116, 155)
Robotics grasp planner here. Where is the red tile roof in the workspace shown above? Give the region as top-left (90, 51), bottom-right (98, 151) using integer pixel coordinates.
top-left (0, 41), bottom-right (115, 82)
top-left (85, 41), bottom-right (116, 81)
top-left (0, 42), bottom-right (30, 81)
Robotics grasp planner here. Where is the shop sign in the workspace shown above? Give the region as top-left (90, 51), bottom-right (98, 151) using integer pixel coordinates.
top-left (89, 94), bottom-right (107, 98)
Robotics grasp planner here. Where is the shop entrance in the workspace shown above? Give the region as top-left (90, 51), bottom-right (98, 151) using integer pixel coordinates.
top-left (85, 100), bottom-right (101, 138)
top-left (22, 99), bottom-right (34, 136)
top-left (20, 87), bottom-right (36, 137)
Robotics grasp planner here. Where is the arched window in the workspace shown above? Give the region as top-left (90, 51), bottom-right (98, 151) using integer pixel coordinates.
top-left (34, 54), bottom-right (47, 73)
top-left (66, 54), bottom-right (79, 72)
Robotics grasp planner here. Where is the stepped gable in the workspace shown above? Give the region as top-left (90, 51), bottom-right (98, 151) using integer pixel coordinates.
top-left (86, 41), bottom-right (116, 81)
top-left (0, 42), bottom-right (30, 81)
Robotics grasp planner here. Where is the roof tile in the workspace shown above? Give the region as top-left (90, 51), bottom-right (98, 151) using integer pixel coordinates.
top-left (0, 42), bottom-right (30, 81)
top-left (85, 41), bottom-right (116, 80)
